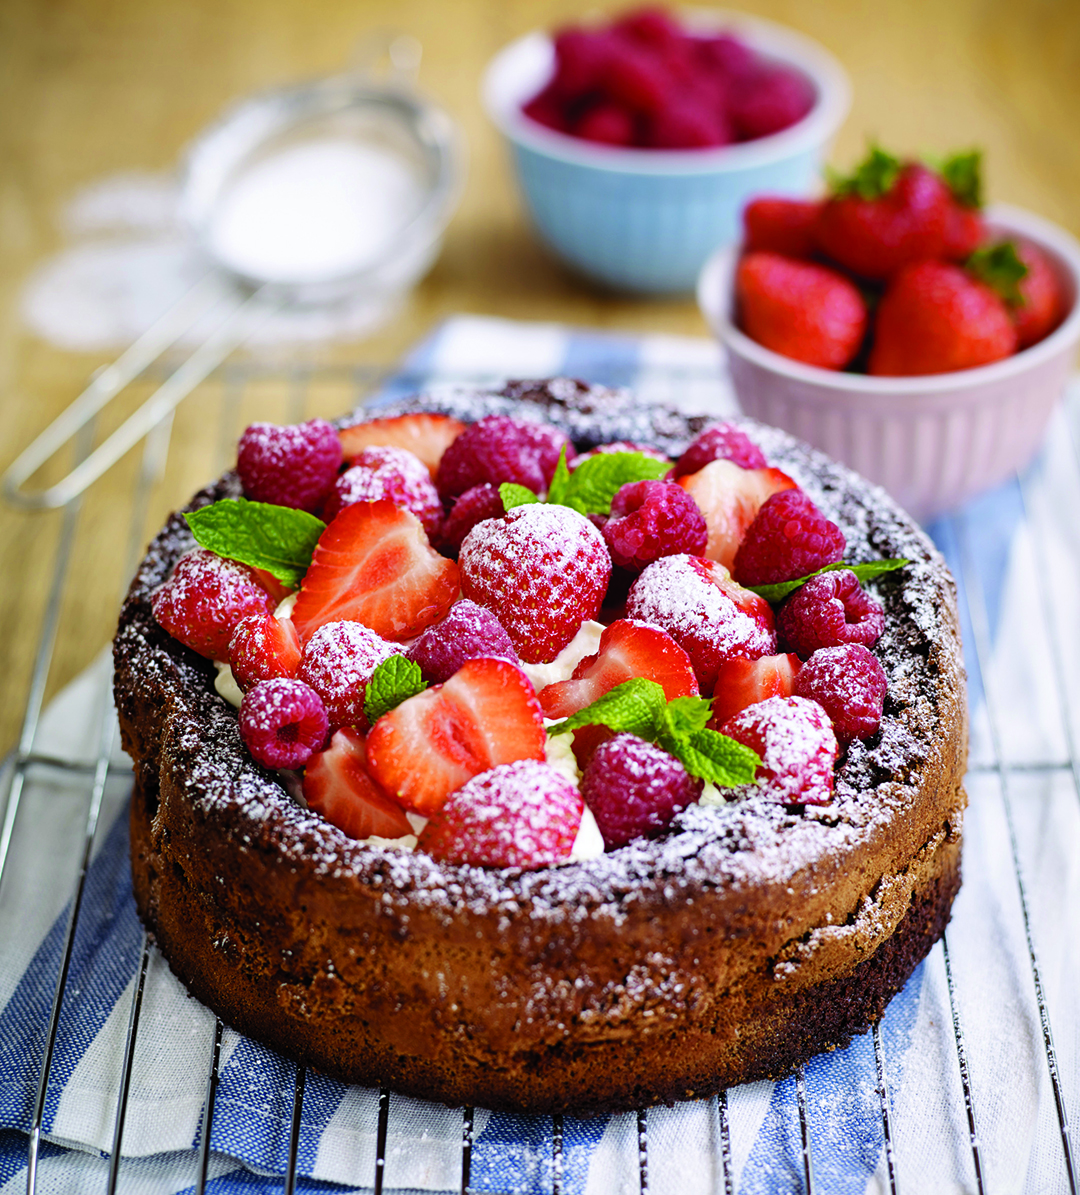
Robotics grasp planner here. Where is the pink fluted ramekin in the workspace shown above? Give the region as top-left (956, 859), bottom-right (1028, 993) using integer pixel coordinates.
top-left (697, 203), bottom-right (1080, 521)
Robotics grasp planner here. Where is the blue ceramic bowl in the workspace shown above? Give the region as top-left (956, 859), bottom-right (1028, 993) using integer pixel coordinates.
top-left (482, 12), bottom-right (850, 294)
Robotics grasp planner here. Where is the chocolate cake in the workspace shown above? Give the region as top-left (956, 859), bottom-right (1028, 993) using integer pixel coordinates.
top-left (113, 379), bottom-right (967, 1115)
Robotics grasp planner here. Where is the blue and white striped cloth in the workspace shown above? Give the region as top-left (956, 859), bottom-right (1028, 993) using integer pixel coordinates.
top-left (1, 316), bottom-right (1077, 1193)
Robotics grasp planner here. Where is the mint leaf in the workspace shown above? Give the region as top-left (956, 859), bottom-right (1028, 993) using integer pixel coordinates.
top-left (545, 446), bottom-right (574, 508)
top-left (936, 149), bottom-right (983, 208)
top-left (562, 451), bottom-right (671, 516)
top-left (747, 558), bottom-right (909, 604)
top-left (657, 695), bottom-right (713, 740)
top-left (829, 144), bottom-right (901, 200)
top-left (546, 677), bottom-right (667, 739)
top-left (500, 482), bottom-right (539, 511)
top-left (664, 728), bottom-right (761, 788)
top-left (967, 241), bottom-right (1028, 307)
top-left (364, 655), bottom-right (428, 725)
top-left (184, 498), bottom-right (326, 588)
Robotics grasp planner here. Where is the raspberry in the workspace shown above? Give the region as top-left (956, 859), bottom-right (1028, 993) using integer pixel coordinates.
top-left (459, 505), bottom-right (612, 665)
top-left (440, 484), bottom-right (505, 553)
top-left (435, 416), bottom-right (575, 504)
top-left (228, 611), bottom-right (302, 690)
top-left (418, 760), bottom-right (583, 869)
top-left (729, 65), bottom-right (815, 140)
top-left (323, 447), bottom-right (443, 538)
top-left (601, 40), bottom-right (671, 115)
top-left (777, 570), bottom-right (885, 659)
top-left (581, 733), bottom-right (702, 849)
top-left (719, 696), bottom-right (838, 806)
top-left (238, 678), bottom-right (329, 770)
top-left (695, 34), bottom-right (757, 83)
top-left (602, 480), bottom-right (707, 571)
top-left (152, 548), bottom-right (274, 660)
top-left (297, 621), bottom-right (401, 731)
top-left (407, 599), bottom-right (520, 684)
top-left (237, 419), bottom-right (342, 513)
top-left (732, 490), bottom-right (845, 586)
top-left (672, 423), bottom-right (767, 477)
top-left (626, 554), bottom-right (776, 692)
top-left (793, 644), bottom-right (887, 742)
top-left (575, 102), bottom-right (636, 146)
top-left (644, 100), bottom-right (730, 149)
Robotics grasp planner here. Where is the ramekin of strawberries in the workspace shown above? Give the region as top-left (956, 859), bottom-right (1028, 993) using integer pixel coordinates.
top-left (482, 7), bottom-right (849, 293)
top-left (699, 146), bottom-right (1080, 520)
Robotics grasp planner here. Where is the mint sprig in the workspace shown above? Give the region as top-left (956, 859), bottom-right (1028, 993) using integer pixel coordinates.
top-left (547, 678), bottom-right (760, 789)
top-left (184, 498), bottom-right (326, 589)
top-left (545, 445), bottom-right (574, 507)
top-left (747, 558), bottom-right (909, 604)
top-left (509, 447), bottom-right (671, 517)
top-left (364, 656), bottom-right (428, 725)
top-left (499, 483), bottom-right (540, 511)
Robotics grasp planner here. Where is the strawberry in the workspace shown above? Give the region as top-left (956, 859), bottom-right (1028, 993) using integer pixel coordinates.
top-left (868, 260), bottom-right (1017, 376)
top-left (418, 760), bottom-right (583, 870)
top-left (250, 567), bottom-right (294, 607)
top-left (228, 611), bottom-right (302, 690)
top-left (1012, 240), bottom-right (1065, 349)
top-left (365, 658), bottom-right (546, 816)
top-left (743, 197), bottom-right (821, 259)
top-left (735, 252), bottom-right (868, 370)
top-left (337, 413), bottom-right (467, 478)
top-left (815, 152), bottom-right (951, 282)
top-left (938, 148), bottom-right (987, 261)
top-left (539, 619), bottom-right (698, 719)
top-left (676, 458), bottom-right (797, 570)
top-left (291, 501), bottom-right (459, 645)
top-left (459, 505), bottom-right (611, 665)
top-left (708, 653), bottom-right (802, 727)
top-left (942, 201), bottom-right (986, 261)
top-left (570, 723), bottom-right (615, 772)
top-left (303, 727), bottom-right (413, 841)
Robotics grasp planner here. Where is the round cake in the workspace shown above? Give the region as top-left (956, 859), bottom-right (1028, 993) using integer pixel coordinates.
top-left (113, 378), bottom-right (967, 1115)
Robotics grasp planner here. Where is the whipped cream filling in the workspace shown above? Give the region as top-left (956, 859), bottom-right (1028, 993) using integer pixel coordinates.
top-left (522, 620), bottom-right (605, 691)
top-left (213, 661), bottom-right (244, 708)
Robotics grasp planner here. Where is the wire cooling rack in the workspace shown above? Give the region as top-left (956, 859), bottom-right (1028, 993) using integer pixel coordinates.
top-left (0, 359), bottom-right (1077, 1195)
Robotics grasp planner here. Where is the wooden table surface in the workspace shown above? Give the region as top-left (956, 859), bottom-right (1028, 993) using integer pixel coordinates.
top-left (1, 0), bottom-right (1078, 754)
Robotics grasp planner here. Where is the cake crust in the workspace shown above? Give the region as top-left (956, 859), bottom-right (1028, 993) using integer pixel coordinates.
top-left (114, 382), bottom-right (967, 1114)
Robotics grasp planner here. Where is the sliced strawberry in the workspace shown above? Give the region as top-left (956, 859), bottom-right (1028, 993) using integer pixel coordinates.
top-left (228, 611), bottom-right (302, 690)
top-left (250, 567), bottom-right (295, 607)
top-left (338, 413), bottom-right (467, 478)
top-left (708, 653), bottom-right (802, 728)
top-left (677, 460), bottom-right (797, 570)
top-left (291, 501), bottom-right (459, 645)
top-left (570, 723), bottom-right (615, 772)
top-left (539, 619), bottom-right (698, 719)
top-left (303, 727), bottom-right (412, 840)
top-left (365, 658), bottom-right (546, 816)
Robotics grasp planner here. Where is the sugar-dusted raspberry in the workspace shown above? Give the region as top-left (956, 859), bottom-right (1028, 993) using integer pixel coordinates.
top-left (297, 620), bottom-right (402, 731)
top-left (793, 644), bottom-right (887, 742)
top-left (407, 599), bottom-right (519, 684)
top-left (777, 569), bottom-right (885, 659)
top-left (581, 733), bottom-right (702, 849)
top-left (672, 423), bottom-right (767, 477)
top-left (418, 760), bottom-right (583, 869)
top-left (239, 677), bottom-right (329, 770)
top-left (459, 505), bottom-right (612, 665)
top-left (228, 611), bottom-right (302, 690)
top-left (440, 484), bottom-right (505, 552)
top-left (435, 415), bottom-right (575, 503)
top-left (602, 480), bottom-right (707, 571)
top-left (323, 446), bottom-right (443, 538)
top-left (237, 419), bottom-right (342, 513)
top-left (152, 548), bottom-right (275, 660)
top-left (732, 489), bottom-right (845, 586)
top-left (626, 554), bottom-right (775, 692)
top-left (719, 695), bottom-right (838, 806)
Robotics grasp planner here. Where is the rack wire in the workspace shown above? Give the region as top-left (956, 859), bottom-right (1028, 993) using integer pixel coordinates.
top-left (0, 360), bottom-right (1077, 1194)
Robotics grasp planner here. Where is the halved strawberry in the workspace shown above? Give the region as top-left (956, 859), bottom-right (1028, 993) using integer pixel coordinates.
top-left (291, 501), bottom-right (459, 644)
top-left (677, 460), bottom-right (797, 570)
top-left (338, 413), bottom-right (467, 478)
top-left (303, 727), bottom-right (413, 840)
top-left (250, 567), bottom-right (295, 607)
top-left (570, 724), bottom-right (614, 772)
top-left (539, 619), bottom-right (698, 719)
top-left (365, 658), bottom-right (546, 816)
top-left (708, 653), bottom-right (802, 728)
top-left (228, 611), bottom-right (302, 690)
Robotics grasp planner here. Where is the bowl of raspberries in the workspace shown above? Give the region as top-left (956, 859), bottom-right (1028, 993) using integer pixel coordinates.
top-left (698, 146), bottom-right (1080, 520)
top-left (482, 6), bottom-right (849, 293)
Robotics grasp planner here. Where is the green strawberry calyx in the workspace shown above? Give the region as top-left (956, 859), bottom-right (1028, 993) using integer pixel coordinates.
top-left (828, 144), bottom-right (902, 201)
top-left (967, 241), bottom-right (1029, 307)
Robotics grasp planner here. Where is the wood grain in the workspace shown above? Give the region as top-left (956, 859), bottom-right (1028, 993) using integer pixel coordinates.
top-left (1, 0), bottom-right (1078, 752)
